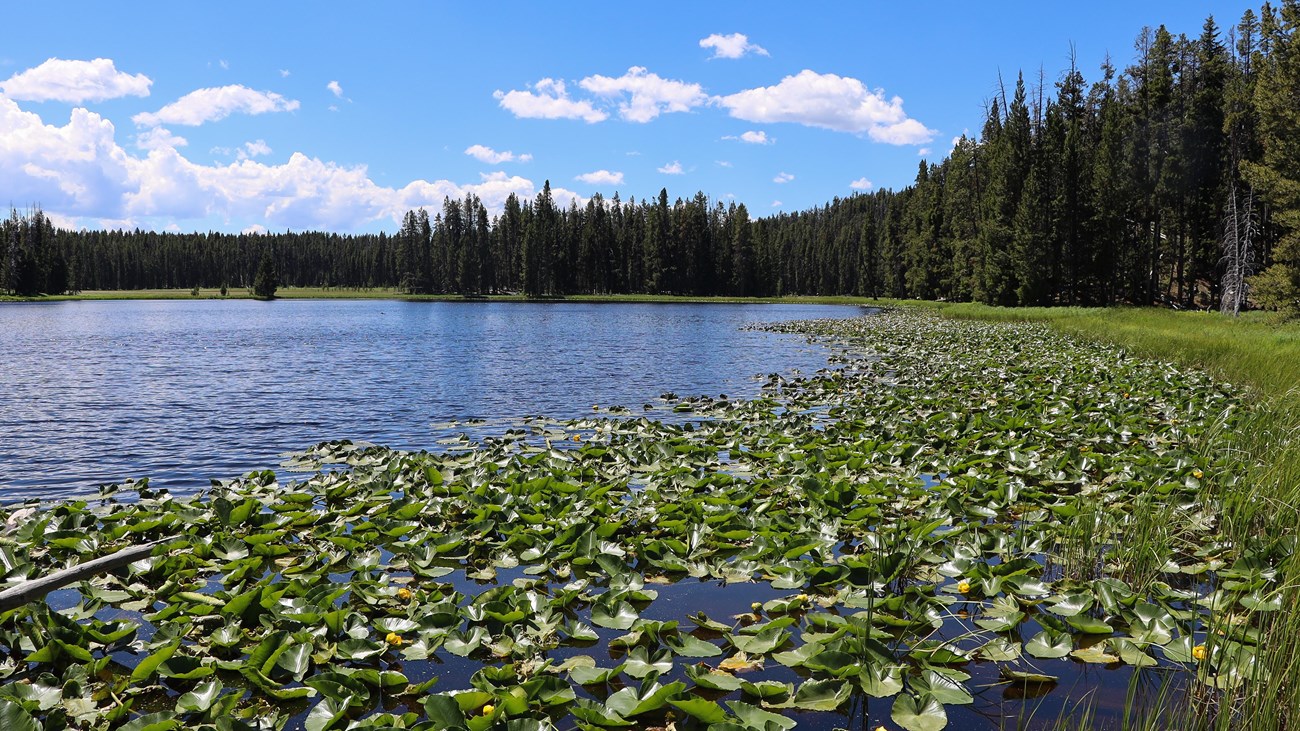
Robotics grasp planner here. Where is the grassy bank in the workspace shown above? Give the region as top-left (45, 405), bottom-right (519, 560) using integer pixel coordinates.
top-left (2, 288), bottom-right (892, 305)
top-left (925, 303), bottom-right (1300, 730)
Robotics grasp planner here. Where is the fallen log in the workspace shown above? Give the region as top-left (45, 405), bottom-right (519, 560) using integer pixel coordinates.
top-left (0, 538), bottom-right (177, 612)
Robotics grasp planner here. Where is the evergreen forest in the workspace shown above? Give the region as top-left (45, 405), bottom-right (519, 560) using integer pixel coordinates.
top-left (4, 3), bottom-right (1300, 315)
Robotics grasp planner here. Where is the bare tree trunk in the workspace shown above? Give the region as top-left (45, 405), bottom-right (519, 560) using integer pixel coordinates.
top-left (0, 538), bottom-right (176, 612)
top-left (1221, 178), bottom-right (1258, 317)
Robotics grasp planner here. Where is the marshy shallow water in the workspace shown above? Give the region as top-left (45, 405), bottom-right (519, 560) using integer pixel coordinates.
top-left (0, 308), bottom-right (1261, 731)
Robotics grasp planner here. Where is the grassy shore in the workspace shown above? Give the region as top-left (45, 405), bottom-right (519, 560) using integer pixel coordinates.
top-left (1, 287), bottom-right (892, 306)
top-left (920, 302), bottom-right (1300, 730)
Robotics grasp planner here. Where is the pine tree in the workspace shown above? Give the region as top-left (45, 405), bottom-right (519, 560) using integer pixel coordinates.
top-left (253, 248), bottom-right (279, 299)
top-left (1245, 0), bottom-right (1300, 315)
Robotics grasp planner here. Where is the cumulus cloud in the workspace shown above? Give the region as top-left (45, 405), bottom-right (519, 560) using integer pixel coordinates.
top-left (210, 140), bottom-right (273, 160)
top-left (133, 85), bottom-right (300, 127)
top-left (494, 78), bottom-right (607, 123)
top-left (849, 177), bottom-right (873, 190)
top-left (716, 160), bottom-right (732, 168)
top-left (657, 161), bottom-right (683, 174)
top-left (0, 58), bottom-right (152, 103)
top-left (699, 33), bottom-right (769, 60)
top-left (719, 70), bottom-right (935, 144)
top-left (0, 93), bottom-right (577, 233)
top-left (465, 144), bottom-right (532, 164)
top-left (240, 139), bottom-right (271, 159)
top-left (723, 130), bottom-right (773, 145)
top-left (280, 69), bottom-right (291, 78)
top-left (136, 127), bottom-right (188, 151)
top-left (771, 200), bottom-right (782, 207)
top-left (773, 172), bottom-right (794, 184)
top-left (0, 95), bottom-right (138, 219)
top-left (578, 66), bottom-right (707, 123)
top-left (575, 169), bottom-right (623, 186)
top-left (327, 80), bottom-right (343, 98)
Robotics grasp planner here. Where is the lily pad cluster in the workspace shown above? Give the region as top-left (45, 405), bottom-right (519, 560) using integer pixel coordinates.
top-left (0, 309), bottom-right (1270, 730)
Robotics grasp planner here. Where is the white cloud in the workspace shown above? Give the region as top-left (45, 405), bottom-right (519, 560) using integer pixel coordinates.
top-left (136, 127), bottom-right (188, 151)
top-left (465, 144), bottom-right (532, 164)
top-left (575, 169), bottom-right (623, 186)
top-left (210, 140), bottom-right (273, 160)
top-left (773, 172), bottom-right (794, 184)
top-left (240, 139), bottom-right (271, 159)
top-left (0, 96), bottom-right (139, 219)
top-left (723, 130), bottom-right (774, 145)
top-left (43, 210), bottom-right (81, 230)
top-left (0, 58), bottom-right (151, 103)
top-left (134, 85), bottom-right (300, 127)
top-left (771, 200), bottom-right (782, 207)
top-left (280, 69), bottom-right (291, 78)
top-left (849, 177), bottom-right (873, 190)
top-left (494, 78), bottom-right (607, 123)
top-left (699, 33), bottom-right (769, 60)
top-left (917, 147), bottom-right (931, 156)
top-left (218, 60), bottom-right (229, 70)
top-left (243, 224), bottom-right (267, 234)
top-left (716, 160), bottom-right (732, 168)
top-left (657, 161), bottom-right (683, 174)
top-left (0, 93), bottom-right (578, 233)
top-left (578, 66), bottom-right (707, 123)
top-left (327, 80), bottom-right (343, 98)
top-left (719, 70), bottom-right (935, 144)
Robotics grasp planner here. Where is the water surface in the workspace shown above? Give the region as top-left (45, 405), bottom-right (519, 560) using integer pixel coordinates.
top-left (0, 300), bottom-right (863, 500)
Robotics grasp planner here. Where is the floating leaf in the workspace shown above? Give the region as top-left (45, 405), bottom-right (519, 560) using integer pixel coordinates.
top-left (891, 693), bottom-right (948, 731)
top-left (1025, 630), bottom-right (1072, 659)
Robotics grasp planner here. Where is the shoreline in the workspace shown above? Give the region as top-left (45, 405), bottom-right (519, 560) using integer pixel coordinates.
top-left (0, 288), bottom-right (897, 305)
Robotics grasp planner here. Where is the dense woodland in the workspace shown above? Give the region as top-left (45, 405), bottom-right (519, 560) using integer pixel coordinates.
top-left (4, 3), bottom-right (1300, 314)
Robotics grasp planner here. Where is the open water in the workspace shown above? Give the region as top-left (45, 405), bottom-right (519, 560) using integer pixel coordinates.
top-left (0, 299), bottom-right (864, 501)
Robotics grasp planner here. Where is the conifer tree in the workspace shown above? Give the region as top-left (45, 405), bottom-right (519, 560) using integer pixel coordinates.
top-left (253, 248), bottom-right (278, 299)
top-left (1245, 0), bottom-right (1300, 315)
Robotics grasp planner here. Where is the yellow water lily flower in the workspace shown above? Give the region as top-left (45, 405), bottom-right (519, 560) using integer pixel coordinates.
top-left (1192, 644), bottom-right (1207, 661)
top-left (1193, 469), bottom-right (1204, 479)
top-left (796, 593), bottom-right (809, 603)
top-left (572, 434), bottom-right (581, 442)
top-left (481, 704), bottom-right (495, 715)
top-left (385, 632), bottom-right (404, 646)
top-left (957, 581), bottom-right (971, 594)
top-left (396, 587), bottom-right (413, 601)
top-left (750, 602), bottom-right (762, 612)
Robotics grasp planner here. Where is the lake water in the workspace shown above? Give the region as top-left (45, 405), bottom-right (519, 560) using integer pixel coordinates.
top-left (0, 300), bottom-right (865, 501)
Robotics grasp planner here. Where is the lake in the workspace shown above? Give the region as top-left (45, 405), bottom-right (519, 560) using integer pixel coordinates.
top-left (0, 300), bottom-right (865, 502)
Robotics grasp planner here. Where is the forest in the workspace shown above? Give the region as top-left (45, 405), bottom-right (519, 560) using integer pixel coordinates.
top-left (3, 3), bottom-right (1299, 316)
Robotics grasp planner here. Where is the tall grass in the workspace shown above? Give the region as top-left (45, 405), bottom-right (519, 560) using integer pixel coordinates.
top-left (929, 303), bottom-right (1300, 730)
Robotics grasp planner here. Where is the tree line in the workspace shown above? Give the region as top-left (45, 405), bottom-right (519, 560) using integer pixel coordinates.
top-left (4, 3), bottom-right (1298, 314)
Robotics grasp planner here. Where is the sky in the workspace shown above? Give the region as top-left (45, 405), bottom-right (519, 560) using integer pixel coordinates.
top-left (0, 1), bottom-right (1259, 234)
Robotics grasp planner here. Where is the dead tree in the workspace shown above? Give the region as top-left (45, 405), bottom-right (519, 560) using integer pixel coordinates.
top-left (1221, 177), bottom-right (1259, 317)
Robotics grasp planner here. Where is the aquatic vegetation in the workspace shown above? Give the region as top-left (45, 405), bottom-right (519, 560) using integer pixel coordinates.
top-left (0, 310), bottom-right (1266, 730)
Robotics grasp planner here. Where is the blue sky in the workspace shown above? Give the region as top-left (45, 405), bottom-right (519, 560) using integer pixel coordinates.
top-left (0, 1), bottom-right (1256, 234)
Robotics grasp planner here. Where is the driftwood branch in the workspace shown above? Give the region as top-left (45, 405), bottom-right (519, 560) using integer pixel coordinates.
top-left (0, 538), bottom-right (177, 612)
